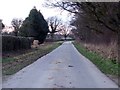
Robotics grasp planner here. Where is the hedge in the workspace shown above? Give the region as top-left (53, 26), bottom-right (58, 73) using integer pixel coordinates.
top-left (2, 35), bottom-right (34, 52)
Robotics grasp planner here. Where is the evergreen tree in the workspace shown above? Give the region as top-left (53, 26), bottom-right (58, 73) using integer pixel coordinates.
top-left (19, 7), bottom-right (49, 44)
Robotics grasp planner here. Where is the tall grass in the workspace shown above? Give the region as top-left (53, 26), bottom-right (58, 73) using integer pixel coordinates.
top-left (73, 42), bottom-right (119, 76)
top-left (83, 41), bottom-right (118, 62)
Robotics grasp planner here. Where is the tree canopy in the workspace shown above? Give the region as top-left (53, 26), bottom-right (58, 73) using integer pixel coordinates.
top-left (45, 1), bottom-right (119, 43)
top-left (19, 7), bottom-right (49, 44)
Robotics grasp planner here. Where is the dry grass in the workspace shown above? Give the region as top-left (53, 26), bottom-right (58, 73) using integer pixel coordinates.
top-left (83, 41), bottom-right (118, 63)
top-left (74, 42), bottom-right (119, 86)
top-left (2, 41), bottom-right (62, 75)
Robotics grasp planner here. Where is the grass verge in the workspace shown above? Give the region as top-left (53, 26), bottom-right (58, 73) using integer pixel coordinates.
top-left (2, 42), bottom-right (62, 75)
top-left (73, 42), bottom-right (119, 76)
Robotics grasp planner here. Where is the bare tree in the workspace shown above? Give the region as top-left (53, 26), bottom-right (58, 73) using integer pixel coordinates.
top-left (47, 16), bottom-right (62, 39)
top-left (44, 1), bottom-right (119, 34)
top-left (59, 25), bottom-right (70, 40)
top-left (11, 18), bottom-right (23, 36)
top-left (0, 19), bottom-right (5, 33)
top-left (44, 0), bottom-right (80, 14)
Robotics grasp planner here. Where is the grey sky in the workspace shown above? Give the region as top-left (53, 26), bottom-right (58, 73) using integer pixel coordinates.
top-left (0, 0), bottom-right (71, 26)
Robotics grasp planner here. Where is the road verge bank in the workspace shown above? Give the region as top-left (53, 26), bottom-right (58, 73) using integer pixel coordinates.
top-left (73, 42), bottom-right (119, 86)
top-left (2, 42), bottom-right (62, 75)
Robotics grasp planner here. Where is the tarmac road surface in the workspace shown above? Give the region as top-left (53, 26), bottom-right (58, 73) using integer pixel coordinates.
top-left (2, 41), bottom-right (118, 88)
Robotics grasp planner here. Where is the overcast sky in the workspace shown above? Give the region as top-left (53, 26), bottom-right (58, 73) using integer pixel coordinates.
top-left (0, 0), bottom-right (71, 26)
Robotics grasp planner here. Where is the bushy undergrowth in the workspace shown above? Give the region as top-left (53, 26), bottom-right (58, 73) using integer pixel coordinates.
top-left (2, 35), bottom-right (34, 52)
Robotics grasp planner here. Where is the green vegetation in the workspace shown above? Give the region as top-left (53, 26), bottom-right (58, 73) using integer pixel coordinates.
top-left (3, 42), bottom-right (62, 75)
top-left (19, 7), bottom-right (49, 44)
top-left (73, 42), bottom-right (119, 76)
top-left (2, 35), bottom-right (33, 52)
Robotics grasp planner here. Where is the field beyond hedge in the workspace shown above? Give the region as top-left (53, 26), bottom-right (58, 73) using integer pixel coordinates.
top-left (2, 41), bottom-right (62, 75)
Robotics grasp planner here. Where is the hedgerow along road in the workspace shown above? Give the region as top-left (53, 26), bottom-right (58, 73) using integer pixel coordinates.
top-left (2, 42), bottom-right (118, 88)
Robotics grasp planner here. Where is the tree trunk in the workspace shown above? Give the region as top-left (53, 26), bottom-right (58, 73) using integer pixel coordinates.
top-left (51, 33), bottom-right (54, 41)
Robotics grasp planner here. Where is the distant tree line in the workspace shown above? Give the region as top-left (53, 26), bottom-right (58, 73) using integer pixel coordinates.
top-left (44, 1), bottom-right (119, 61)
top-left (45, 1), bottom-right (119, 43)
top-left (10, 7), bottom-right (49, 44)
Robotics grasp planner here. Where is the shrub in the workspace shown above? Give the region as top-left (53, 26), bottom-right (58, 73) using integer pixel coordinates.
top-left (2, 35), bottom-right (34, 52)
